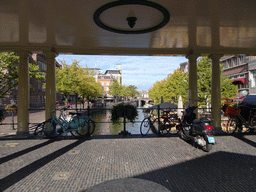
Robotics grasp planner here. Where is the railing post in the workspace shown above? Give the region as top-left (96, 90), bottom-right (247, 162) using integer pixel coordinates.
top-left (157, 105), bottom-right (160, 135)
top-left (123, 116), bottom-right (126, 134)
top-left (87, 105), bottom-right (90, 116)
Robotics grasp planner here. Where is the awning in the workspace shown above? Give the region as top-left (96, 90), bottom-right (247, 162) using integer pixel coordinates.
top-left (233, 78), bottom-right (246, 84)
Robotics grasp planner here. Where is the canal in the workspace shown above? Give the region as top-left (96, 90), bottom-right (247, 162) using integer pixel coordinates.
top-left (90, 108), bottom-right (153, 135)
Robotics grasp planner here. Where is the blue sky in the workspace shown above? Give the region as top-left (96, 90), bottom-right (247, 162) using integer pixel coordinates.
top-left (56, 54), bottom-right (187, 91)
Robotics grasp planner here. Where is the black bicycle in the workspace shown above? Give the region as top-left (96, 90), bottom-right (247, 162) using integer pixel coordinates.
top-left (225, 105), bottom-right (256, 134)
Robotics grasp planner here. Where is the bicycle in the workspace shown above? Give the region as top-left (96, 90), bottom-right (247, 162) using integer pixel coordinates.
top-left (152, 110), bottom-right (182, 136)
top-left (69, 111), bottom-right (96, 135)
top-left (140, 112), bottom-right (154, 136)
top-left (34, 107), bottom-right (90, 138)
top-left (140, 109), bottom-right (182, 136)
top-left (225, 105), bottom-right (256, 134)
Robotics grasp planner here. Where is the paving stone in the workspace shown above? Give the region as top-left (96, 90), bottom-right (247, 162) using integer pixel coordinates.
top-left (0, 134), bottom-right (255, 191)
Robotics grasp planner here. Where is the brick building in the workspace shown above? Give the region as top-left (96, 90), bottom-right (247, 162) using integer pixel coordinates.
top-left (0, 53), bottom-right (61, 109)
top-left (97, 75), bottom-right (115, 97)
top-left (220, 55), bottom-right (256, 100)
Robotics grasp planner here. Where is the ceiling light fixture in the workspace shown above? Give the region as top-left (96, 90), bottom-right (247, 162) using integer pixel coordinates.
top-left (93, 0), bottom-right (170, 34)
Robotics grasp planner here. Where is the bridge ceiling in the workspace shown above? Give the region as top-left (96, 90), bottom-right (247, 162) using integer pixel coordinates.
top-left (1, 0), bottom-right (256, 55)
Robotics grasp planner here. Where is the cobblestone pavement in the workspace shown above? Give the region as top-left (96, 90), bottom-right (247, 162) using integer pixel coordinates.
top-left (0, 133), bottom-right (255, 192)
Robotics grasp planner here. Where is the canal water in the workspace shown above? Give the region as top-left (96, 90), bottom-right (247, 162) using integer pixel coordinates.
top-left (90, 108), bottom-right (153, 135)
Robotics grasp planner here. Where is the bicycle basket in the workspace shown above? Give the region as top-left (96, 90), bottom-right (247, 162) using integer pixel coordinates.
top-left (224, 106), bottom-right (241, 116)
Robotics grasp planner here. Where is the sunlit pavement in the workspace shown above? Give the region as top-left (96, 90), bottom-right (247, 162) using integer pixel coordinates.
top-left (0, 133), bottom-right (255, 192)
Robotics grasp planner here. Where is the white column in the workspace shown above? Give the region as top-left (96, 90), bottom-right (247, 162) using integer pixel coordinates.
top-left (44, 51), bottom-right (57, 120)
top-left (17, 51), bottom-right (29, 135)
top-left (186, 53), bottom-right (199, 108)
top-left (209, 54), bottom-right (223, 131)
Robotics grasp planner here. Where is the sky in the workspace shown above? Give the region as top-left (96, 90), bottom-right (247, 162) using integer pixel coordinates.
top-left (56, 54), bottom-right (188, 91)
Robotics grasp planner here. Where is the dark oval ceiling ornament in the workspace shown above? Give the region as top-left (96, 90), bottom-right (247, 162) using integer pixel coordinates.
top-left (93, 0), bottom-right (170, 34)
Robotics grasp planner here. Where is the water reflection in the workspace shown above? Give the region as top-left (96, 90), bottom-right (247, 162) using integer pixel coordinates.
top-left (91, 108), bottom-right (151, 135)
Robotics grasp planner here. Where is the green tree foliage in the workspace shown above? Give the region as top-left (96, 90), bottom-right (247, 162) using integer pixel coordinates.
top-left (108, 80), bottom-right (139, 99)
top-left (0, 52), bottom-right (45, 98)
top-left (56, 60), bottom-right (103, 104)
top-left (149, 57), bottom-right (237, 107)
top-left (108, 79), bottom-right (122, 97)
top-left (197, 57), bottom-right (212, 106)
top-left (166, 69), bottom-right (188, 104)
top-left (149, 69), bottom-right (188, 105)
top-left (127, 85), bottom-right (140, 98)
top-left (197, 57), bottom-right (238, 107)
top-left (148, 79), bottom-right (168, 104)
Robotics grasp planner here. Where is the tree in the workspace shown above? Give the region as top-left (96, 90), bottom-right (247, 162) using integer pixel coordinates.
top-left (108, 79), bottom-right (122, 98)
top-left (165, 69), bottom-right (188, 104)
top-left (149, 69), bottom-right (188, 105)
top-left (56, 60), bottom-right (75, 101)
top-left (56, 60), bottom-right (103, 107)
top-left (149, 57), bottom-right (237, 107)
top-left (148, 79), bottom-right (168, 104)
top-left (197, 57), bottom-right (238, 107)
top-left (0, 52), bottom-right (45, 98)
top-left (197, 57), bottom-right (213, 107)
top-left (127, 85), bottom-right (140, 98)
top-left (78, 69), bottom-right (103, 108)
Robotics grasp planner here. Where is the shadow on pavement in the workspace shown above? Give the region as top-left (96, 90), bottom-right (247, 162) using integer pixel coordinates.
top-left (133, 151), bottom-right (256, 191)
top-left (0, 139), bottom-right (87, 191)
top-left (233, 134), bottom-right (256, 148)
top-left (0, 139), bottom-right (56, 165)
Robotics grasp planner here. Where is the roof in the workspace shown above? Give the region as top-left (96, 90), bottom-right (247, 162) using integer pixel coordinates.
top-left (88, 68), bottom-right (102, 71)
top-left (105, 70), bottom-right (121, 75)
top-left (2, 1), bottom-right (256, 56)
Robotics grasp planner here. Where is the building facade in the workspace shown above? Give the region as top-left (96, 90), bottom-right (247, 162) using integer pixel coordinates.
top-left (0, 53), bottom-right (61, 109)
top-left (97, 75), bottom-right (115, 97)
top-left (180, 61), bottom-right (189, 73)
top-left (220, 55), bottom-right (256, 99)
top-left (95, 63), bottom-right (122, 98)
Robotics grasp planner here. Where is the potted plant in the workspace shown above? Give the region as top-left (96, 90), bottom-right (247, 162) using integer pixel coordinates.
top-left (5, 104), bottom-right (17, 130)
top-left (111, 103), bottom-right (138, 124)
top-left (5, 104), bottom-right (17, 113)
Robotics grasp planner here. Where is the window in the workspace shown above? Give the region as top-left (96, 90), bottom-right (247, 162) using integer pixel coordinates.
top-left (101, 82), bottom-right (104, 86)
top-left (106, 87), bottom-right (109, 91)
top-left (229, 59), bottom-right (233, 67)
top-left (224, 61), bottom-right (228, 69)
top-left (106, 82), bottom-right (109, 86)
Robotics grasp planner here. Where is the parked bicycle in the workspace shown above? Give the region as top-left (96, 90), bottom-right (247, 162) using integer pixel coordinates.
top-left (225, 105), bottom-right (256, 134)
top-left (34, 107), bottom-right (91, 138)
top-left (69, 111), bottom-right (96, 135)
top-left (140, 109), bottom-right (182, 136)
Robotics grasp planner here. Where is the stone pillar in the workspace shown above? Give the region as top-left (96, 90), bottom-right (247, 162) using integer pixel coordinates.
top-left (44, 51), bottom-right (57, 120)
top-left (209, 54), bottom-right (223, 132)
top-left (17, 51), bottom-right (29, 135)
top-left (186, 53), bottom-right (199, 108)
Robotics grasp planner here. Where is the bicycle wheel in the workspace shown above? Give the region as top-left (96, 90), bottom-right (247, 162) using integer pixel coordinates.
top-left (226, 116), bottom-right (237, 134)
top-left (70, 117), bottom-right (90, 137)
top-left (140, 118), bottom-right (151, 136)
top-left (153, 118), bottom-right (168, 136)
top-left (44, 119), bottom-right (61, 138)
top-left (249, 115), bottom-right (256, 133)
top-left (34, 122), bottom-right (45, 137)
top-left (88, 118), bottom-right (96, 135)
